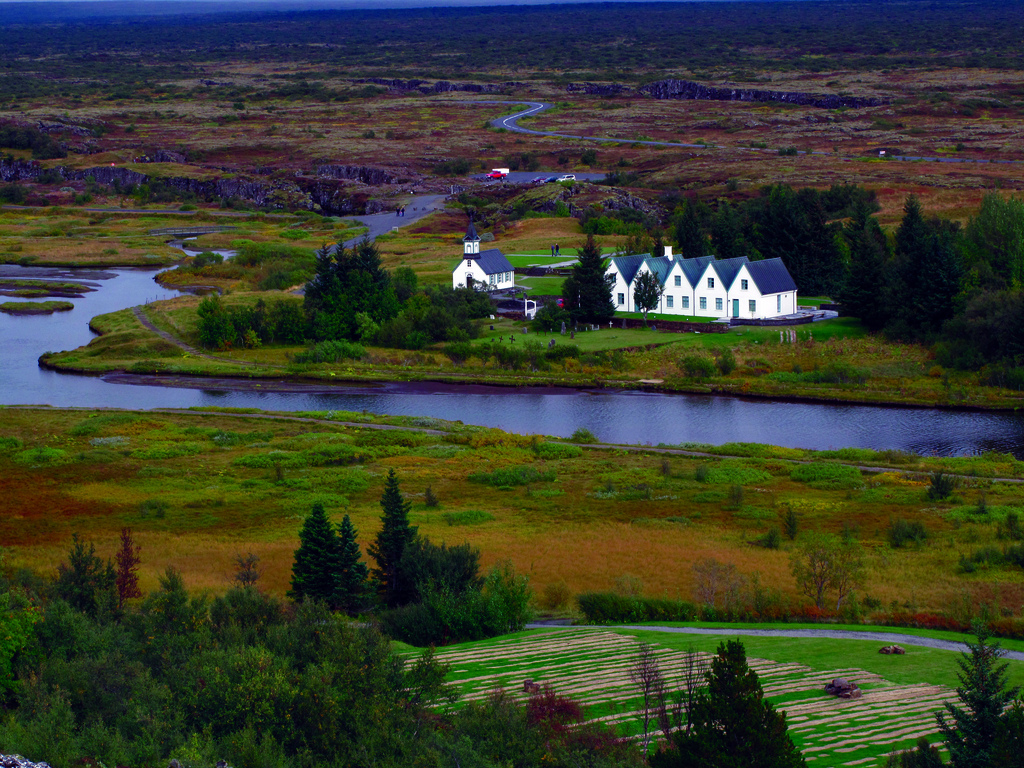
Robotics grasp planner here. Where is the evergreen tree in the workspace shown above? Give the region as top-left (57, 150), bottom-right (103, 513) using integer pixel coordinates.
top-left (711, 201), bottom-right (756, 262)
top-left (368, 469), bottom-right (418, 607)
top-left (937, 622), bottom-right (1019, 768)
top-left (289, 502), bottom-right (343, 606)
top-left (335, 513), bottom-right (369, 616)
top-left (837, 201), bottom-right (891, 331)
top-left (674, 199), bottom-right (711, 259)
top-left (652, 639), bottom-right (805, 768)
top-left (561, 234), bottom-right (615, 324)
top-left (54, 534), bottom-right (116, 617)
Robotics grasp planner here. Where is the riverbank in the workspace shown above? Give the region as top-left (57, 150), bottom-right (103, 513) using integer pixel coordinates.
top-left (39, 300), bottom-right (1024, 412)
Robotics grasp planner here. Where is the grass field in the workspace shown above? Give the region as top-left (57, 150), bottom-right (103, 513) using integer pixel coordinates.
top-left (4, 407), bottom-right (1024, 620)
top-left (436, 627), bottom-right (1024, 767)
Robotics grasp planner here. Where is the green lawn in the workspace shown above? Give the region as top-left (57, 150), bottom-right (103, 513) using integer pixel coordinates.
top-left (505, 255), bottom-right (578, 267)
top-left (516, 275), bottom-right (566, 293)
top-left (472, 316), bottom-right (685, 352)
top-left (436, 625), bottom-right (1024, 768)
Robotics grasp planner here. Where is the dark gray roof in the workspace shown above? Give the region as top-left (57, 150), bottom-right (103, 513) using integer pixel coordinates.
top-left (745, 258), bottom-right (797, 294)
top-left (711, 256), bottom-right (750, 288)
top-left (678, 254), bottom-right (715, 288)
top-left (610, 254), bottom-right (648, 285)
top-left (474, 248), bottom-right (514, 275)
top-left (464, 222), bottom-right (480, 241)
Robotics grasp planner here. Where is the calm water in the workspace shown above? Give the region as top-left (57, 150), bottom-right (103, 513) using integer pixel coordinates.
top-left (4, 264), bottom-right (1024, 456)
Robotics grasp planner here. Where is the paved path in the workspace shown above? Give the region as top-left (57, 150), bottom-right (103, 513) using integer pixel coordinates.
top-left (526, 623), bottom-right (1024, 660)
top-left (339, 193), bottom-right (447, 248)
top-left (464, 100), bottom-right (1024, 165)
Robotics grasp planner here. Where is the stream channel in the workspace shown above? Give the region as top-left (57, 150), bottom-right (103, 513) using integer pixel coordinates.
top-left (4, 264), bottom-right (1024, 456)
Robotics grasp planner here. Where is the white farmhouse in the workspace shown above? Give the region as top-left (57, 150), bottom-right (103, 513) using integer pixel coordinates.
top-left (606, 247), bottom-right (798, 320)
top-left (452, 223), bottom-right (515, 291)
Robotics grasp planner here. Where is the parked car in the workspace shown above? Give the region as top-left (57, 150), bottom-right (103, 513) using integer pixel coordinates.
top-left (487, 167), bottom-right (510, 179)
top-left (543, 175), bottom-right (560, 183)
top-left (556, 174), bottom-right (576, 182)
top-left (531, 176), bottom-right (548, 184)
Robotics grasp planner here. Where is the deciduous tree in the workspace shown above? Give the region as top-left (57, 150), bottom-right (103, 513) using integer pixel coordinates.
top-left (632, 270), bottom-right (662, 326)
top-left (789, 532), bottom-right (863, 611)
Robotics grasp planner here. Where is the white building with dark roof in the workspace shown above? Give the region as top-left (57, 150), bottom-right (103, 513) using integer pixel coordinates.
top-left (606, 247), bottom-right (798, 320)
top-left (452, 222), bottom-right (516, 291)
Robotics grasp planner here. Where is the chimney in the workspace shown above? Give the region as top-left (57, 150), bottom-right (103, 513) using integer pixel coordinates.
top-left (663, 245), bottom-right (673, 261)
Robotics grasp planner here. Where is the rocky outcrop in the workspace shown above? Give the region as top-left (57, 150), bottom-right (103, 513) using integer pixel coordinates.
top-left (1, 755), bottom-right (53, 768)
top-left (139, 149), bottom-right (188, 164)
top-left (824, 678), bottom-right (862, 699)
top-left (566, 83), bottom-right (633, 96)
top-left (640, 79), bottom-right (885, 109)
top-left (356, 78), bottom-right (526, 94)
top-left (302, 179), bottom-right (372, 215)
top-left (315, 164), bottom-right (397, 185)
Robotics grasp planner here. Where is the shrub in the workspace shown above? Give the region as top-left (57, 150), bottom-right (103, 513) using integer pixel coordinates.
top-left (790, 462), bottom-right (863, 489)
top-left (293, 340), bottom-right (365, 364)
top-left (0, 436), bottom-right (23, 451)
top-left (423, 485), bottom-right (439, 508)
top-left (927, 471), bottom-right (956, 500)
top-left (695, 463), bottom-right (710, 482)
top-left (534, 442), bottom-right (583, 460)
top-left (804, 361), bottom-right (868, 385)
top-left (545, 344), bottom-right (580, 362)
top-left (541, 580), bottom-right (572, 610)
top-left (887, 518), bottom-right (928, 548)
top-left (756, 527), bottom-right (782, 549)
top-left (715, 348), bottom-right (737, 375)
top-left (705, 464), bottom-right (772, 485)
top-left (576, 591), bottom-right (698, 623)
top-left (679, 354), bottom-right (717, 378)
top-left (998, 511), bottom-right (1024, 541)
top-left (781, 506), bottom-right (799, 540)
top-left (13, 446), bottom-right (68, 465)
top-left (468, 467), bottom-right (555, 486)
top-left (442, 510), bottom-right (494, 526)
top-left (570, 427), bottom-right (597, 443)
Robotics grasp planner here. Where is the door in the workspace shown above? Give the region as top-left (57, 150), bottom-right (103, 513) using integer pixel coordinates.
top-left (466, 274), bottom-right (473, 289)
top-left (732, 299), bottom-right (739, 317)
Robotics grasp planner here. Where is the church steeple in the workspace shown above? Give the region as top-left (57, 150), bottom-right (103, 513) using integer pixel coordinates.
top-left (463, 221), bottom-right (480, 256)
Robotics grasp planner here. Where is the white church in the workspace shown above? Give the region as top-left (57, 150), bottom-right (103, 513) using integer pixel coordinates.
top-left (606, 248), bottom-right (798, 320)
top-left (451, 223), bottom-right (515, 291)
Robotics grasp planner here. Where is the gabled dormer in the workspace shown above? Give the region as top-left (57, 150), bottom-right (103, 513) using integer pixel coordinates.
top-left (463, 222), bottom-right (481, 256)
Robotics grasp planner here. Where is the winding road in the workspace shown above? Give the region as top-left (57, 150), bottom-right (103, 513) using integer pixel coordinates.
top-left (470, 100), bottom-right (1023, 166)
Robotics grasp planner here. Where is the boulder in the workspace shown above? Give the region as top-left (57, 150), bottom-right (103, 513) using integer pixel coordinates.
top-left (879, 644), bottom-right (906, 655)
top-left (824, 678), bottom-right (862, 699)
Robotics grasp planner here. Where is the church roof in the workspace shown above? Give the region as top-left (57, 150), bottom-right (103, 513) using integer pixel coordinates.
top-left (463, 222), bottom-right (480, 242)
top-left (473, 248), bottom-right (513, 275)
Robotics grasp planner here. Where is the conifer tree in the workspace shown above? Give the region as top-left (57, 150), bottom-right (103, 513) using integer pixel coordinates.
top-left (289, 502), bottom-right (343, 606)
top-left (651, 639), bottom-right (805, 768)
top-left (837, 201), bottom-right (891, 331)
top-left (937, 623), bottom-right (1019, 768)
top-left (368, 469), bottom-right (418, 607)
top-left (561, 234), bottom-right (615, 324)
top-left (336, 513), bottom-right (369, 616)
top-left (674, 199), bottom-right (711, 259)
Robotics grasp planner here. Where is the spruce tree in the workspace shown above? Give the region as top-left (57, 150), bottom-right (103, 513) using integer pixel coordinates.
top-left (674, 199), bottom-right (711, 259)
top-left (561, 234), bottom-right (615, 324)
top-left (336, 513), bottom-right (369, 616)
top-left (368, 469), bottom-right (418, 607)
top-left (651, 639), bottom-right (805, 768)
top-left (937, 622), bottom-right (1019, 768)
top-left (289, 502), bottom-right (343, 606)
top-left (837, 201), bottom-right (891, 331)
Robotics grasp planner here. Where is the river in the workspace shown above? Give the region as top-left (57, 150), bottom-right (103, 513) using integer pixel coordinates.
top-left (4, 264), bottom-right (1024, 456)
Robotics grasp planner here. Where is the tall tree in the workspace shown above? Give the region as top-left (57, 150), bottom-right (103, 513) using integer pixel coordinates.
top-left (789, 532), bottom-right (863, 611)
top-left (368, 469), bottom-right (418, 607)
top-left (837, 201), bottom-right (891, 331)
top-left (632, 270), bottom-right (662, 326)
top-left (289, 502), bottom-right (343, 606)
top-left (964, 193), bottom-right (1024, 292)
top-left (54, 534), bottom-right (116, 617)
top-left (561, 234), bottom-right (615, 324)
top-left (937, 622), bottom-right (1019, 768)
top-left (652, 639), bottom-right (805, 768)
top-left (114, 527), bottom-right (142, 611)
top-left (674, 199), bottom-right (711, 259)
top-left (336, 513), bottom-right (369, 616)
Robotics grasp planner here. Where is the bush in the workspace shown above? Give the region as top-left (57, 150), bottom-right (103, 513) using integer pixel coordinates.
top-left (715, 348), bottom-right (737, 375)
top-left (468, 466), bottom-right (555, 487)
top-left (442, 510), bottom-right (494, 526)
top-left (803, 362), bottom-right (868, 385)
top-left (756, 527), bottom-right (782, 549)
top-left (679, 354), bottom-right (717, 378)
top-left (13, 446), bottom-right (68, 465)
top-left (887, 518), bottom-right (928, 548)
top-left (570, 427), bottom-right (597, 443)
top-left (534, 442), bottom-right (583, 460)
top-left (790, 462), bottom-right (862, 489)
top-left (293, 340), bottom-right (365, 363)
top-left (927, 471), bottom-right (956, 500)
top-left (576, 591), bottom-right (698, 623)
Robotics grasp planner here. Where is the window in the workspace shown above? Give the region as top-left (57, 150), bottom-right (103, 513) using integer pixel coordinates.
top-left (715, 298), bottom-right (723, 311)
top-left (682, 296), bottom-right (689, 309)
top-left (466, 260), bottom-right (472, 267)
top-left (741, 279), bottom-right (748, 290)
top-left (489, 274), bottom-right (495, 285)
top-left (749, 300), bottom-right (756, 313)
top-left (707, 277), bottom-right (715, 289)
top-left (674, 275), bottom-right (681, 287)
top-left (618, 293), bottom-right (624, 306)
top-left (777, 295), bottom-right (782, 313)
top-left (699, 297), bottom-right (706, 310)
top-left (666, 295), bottom-right (674, 308)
